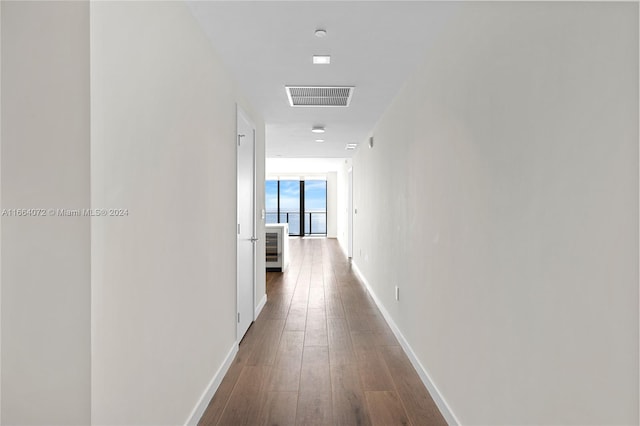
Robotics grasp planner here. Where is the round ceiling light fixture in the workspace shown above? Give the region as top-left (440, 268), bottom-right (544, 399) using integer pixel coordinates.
top-left (315, 29), bottom-right (327, 38)
top-left (315, 139), bottom-right (325, 143)
top-left (311, 126), bottom-right (325, 134)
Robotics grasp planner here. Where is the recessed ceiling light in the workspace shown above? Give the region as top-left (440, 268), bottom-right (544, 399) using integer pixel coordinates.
top-left (312, 55), bottom-right (331, 65)
top-left (315, 139), bottom-right (325, 143)
top-left (315, 29), bottom-right (327, 38)
top-left (311, 126), bottom-right (325, 133)
top-left (345, 143), bottom-right (358, 150)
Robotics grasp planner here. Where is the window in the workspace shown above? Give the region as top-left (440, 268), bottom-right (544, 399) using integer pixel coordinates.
top-left (279, 180), bottom-right (301, 235)
top-left (304, 180), bottom-right (327, 235)
top-left (265, 180), bottom-right (278, 225)
top-left (265, 179), bottom-right (327, 236)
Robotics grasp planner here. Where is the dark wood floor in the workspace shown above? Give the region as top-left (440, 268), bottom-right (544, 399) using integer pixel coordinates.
top-left (199, 238), bottom-right (447, 426)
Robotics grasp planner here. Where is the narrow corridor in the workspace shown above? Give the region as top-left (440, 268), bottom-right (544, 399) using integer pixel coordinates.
top-left (199, 238), bottom-right (446, 426)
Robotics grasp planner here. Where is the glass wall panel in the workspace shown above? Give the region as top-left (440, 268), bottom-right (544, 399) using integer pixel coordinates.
top-left (265, 180), bottom-right (278, 224)
top-left (264, 179), bottom-right (326, 236)
top-left (304, 180), bottom-right (327, 235)
top-left (279, 180), bottom-right (301, 235)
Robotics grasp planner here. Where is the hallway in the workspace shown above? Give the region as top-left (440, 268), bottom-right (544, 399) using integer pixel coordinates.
top-left (199, 238), bottom-right (446, 426)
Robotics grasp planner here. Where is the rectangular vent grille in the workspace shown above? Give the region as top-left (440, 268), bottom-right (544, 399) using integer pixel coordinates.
top-left (286, 86), bottom-right (354, 107)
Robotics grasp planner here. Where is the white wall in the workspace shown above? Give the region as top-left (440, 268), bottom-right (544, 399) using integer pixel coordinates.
top-left (90, 2), bottom-right (264, 424)
top-left (352, 3), bottom-right (638, 425)
top-left (327, 172), bottom-right (338, 238)
top-left (1, 2), bottom-right (91, 424)
top-left (254, 125), bottom-right (267, 321)
top-left (336, 159), bottom-right (351, 256)
top-left (0, 2), bottom-right (3, 420)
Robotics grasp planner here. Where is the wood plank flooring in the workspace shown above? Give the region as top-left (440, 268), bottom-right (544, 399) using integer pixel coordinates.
top-left (199, 238), bottom-right (447, 426)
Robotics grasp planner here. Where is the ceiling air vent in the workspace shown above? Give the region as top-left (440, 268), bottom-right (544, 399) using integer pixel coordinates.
top-left (286, 86), bottom-right (354, 107)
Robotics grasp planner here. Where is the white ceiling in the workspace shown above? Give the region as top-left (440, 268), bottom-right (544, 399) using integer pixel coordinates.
top-left (188, 1), bottom-right (460, 158)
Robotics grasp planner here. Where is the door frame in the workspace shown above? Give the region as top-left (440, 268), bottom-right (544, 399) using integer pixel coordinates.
top-left (236, 105), bottom-right (257, 341)
top-left (347, 167), bottom-right (353, 258)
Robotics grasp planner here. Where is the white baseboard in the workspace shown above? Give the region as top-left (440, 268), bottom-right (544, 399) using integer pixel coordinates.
top-left (185, 342), bottom-right (238, 426)
top-left (255, 294), bottom-right (267, 319)
top-left (351, 261), bottom-right (460, 426)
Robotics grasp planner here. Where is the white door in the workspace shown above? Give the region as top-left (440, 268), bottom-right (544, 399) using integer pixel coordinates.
top-left (237, 106), bottom-right (256, 341)
top-left (347, 167), bottom-right (353, 258)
